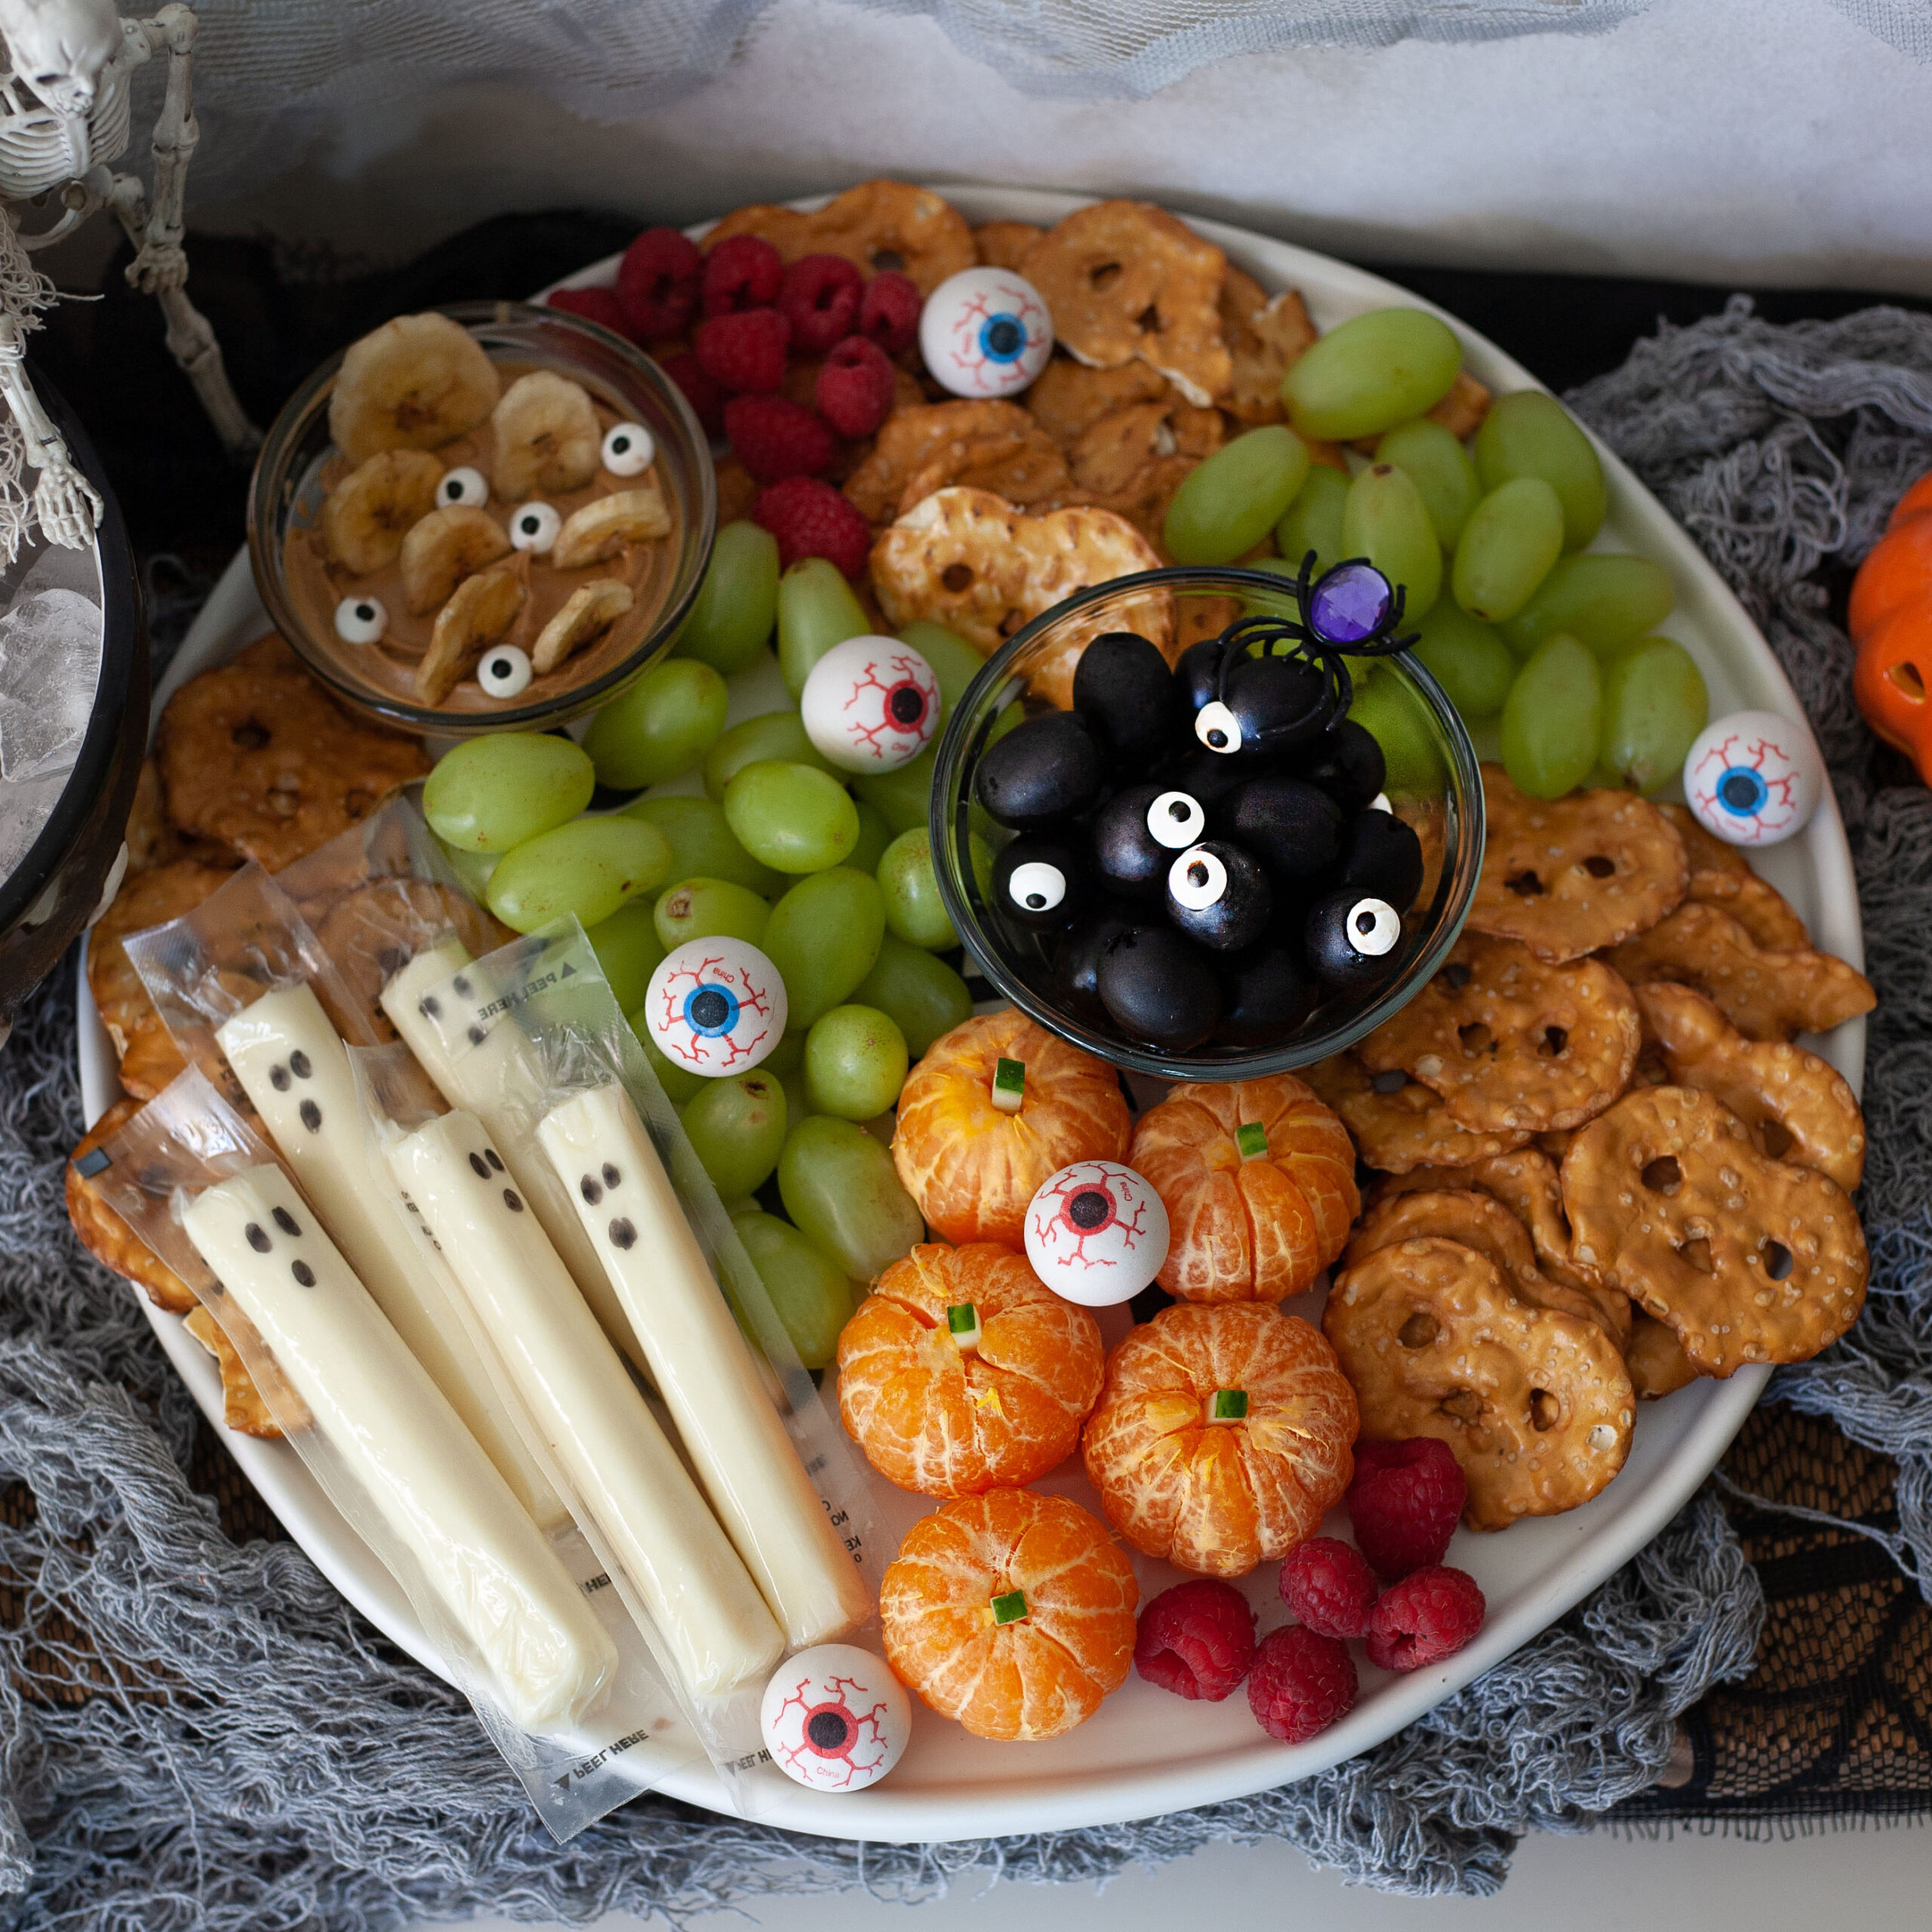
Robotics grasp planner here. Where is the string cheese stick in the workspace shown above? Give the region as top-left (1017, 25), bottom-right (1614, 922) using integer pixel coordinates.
top-left (380, 942), bottom-right (651, 1380)
top-left (389, 1109), bottom-right (784, 1700)
top-left (180, 1165), bottom-right (614, 1733)
top-left (217, 983), bottom-right (568, 1531)
top-left (538, 1084), bottom-right (872, 1650)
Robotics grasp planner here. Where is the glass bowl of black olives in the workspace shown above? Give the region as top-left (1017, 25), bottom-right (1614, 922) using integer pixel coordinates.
top-left (928, 564), bottom-right (1483, 1078)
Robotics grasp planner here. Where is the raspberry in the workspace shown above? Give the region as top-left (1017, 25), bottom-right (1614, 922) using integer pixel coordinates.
top-left (1279, 1536), bottom-right (1378, 1641)
top-left (780, 254), bottom-right (865, 355)
top-left (1246, 1624), bottom-right (1358, 1743)
top-left (697, 309), bottom-right (791, 395)
top-left (659, 352), bottom-right (724, 437)
top-left (725, 395), bottom-right (835, 486)
top-left (615, 226), bottom-right (700, 342)
top-left (1364, 1564), bottom-right (1485, 1674)
top-left (703, 233), bottom-right (784, 316)
top-left (754, 476), bottom-right (871, 578)
top-left (857, 270), bottom-right (921, 355)
top-left (815, 336), bottom-right (897, 440)
top-left (546, 285), bottom-right (633, 339)
top-left (1134, 1579), bottom-right (1256, 1703)
top-left (1346, 1436), bottom-right (1466, 1580)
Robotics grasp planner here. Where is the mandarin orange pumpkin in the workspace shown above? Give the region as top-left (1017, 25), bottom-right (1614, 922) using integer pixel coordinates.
top-left (837, 1241), bottom-right (1104, 1496)
top-left (1850, 469), bottom-right (1932, 784)
top-left (1129, 1076), bottom-right (1359, 1303)
top-left (879, 1487), bottom-right (1138, 1740)
top-left (1082, 1301), bottom-right (1357, 1577)
top-left (891, 1010), bottom-right (1131, 1247)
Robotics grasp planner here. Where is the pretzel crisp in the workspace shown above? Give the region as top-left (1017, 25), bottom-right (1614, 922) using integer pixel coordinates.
top-left (1561, 1085), bottom-right (1868, 1377)
top-left (66, 1099), bottom-right (195, 1315)
top-left (706, 180), bottom-right (975, 295)
top-left (183, 1301), bottom-right (311, 1439)
top-left (1219, 266), bottom-right (1315, 425)
top-left (1625, 1312), bottom-right (1700, 1400)
top-left (974, 220), bottom-right (1043, 272)
top-left (1066, 397), bottom-right (1222, 540)
top-left (1607, 900), bottom-right (1875, 1042)
top-left (1468, 767), bottom-right (1687, 961)
top-left (1355, 933), bottom-right (1641, 1134)
top-left (844, 401), bottom-right (1048, 525)
top-left (1657, 802), bottom-right (1810, 948)
top-left (1300, 1050), bottom-right (1532, 1174)
top-left (1324, 1237), bottom-right (1634, 1530)
top-left (894, 430), bottom-right (1074, 521)
top-left (1023, 359), bottom-right (1173, 449)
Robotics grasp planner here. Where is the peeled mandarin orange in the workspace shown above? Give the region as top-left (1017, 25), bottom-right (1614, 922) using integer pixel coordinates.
top-left (880, 1487), bottom-right (1138, 1740)
top-left (1082, 1302), bottom-right (1358, 1577)
top-left (1130, 1076), bottom-right (1359, 1303)
top-left (891, 1010), bottom-right (1131, 1247)
top-left (837, 1241), bottom-right (1104, 1497)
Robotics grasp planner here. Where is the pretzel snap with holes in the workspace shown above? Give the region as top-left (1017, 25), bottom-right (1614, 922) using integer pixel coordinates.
top-left (1300, 1050), bottom-right (1532, 1174)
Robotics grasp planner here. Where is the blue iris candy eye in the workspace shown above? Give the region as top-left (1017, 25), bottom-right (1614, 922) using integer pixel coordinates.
top-left (979, 312), bottom-right (1028, 363)
top-left (682, 982), bottom-right (741, 1037)
top-left (1714, 764), bottom-right (1770, 819)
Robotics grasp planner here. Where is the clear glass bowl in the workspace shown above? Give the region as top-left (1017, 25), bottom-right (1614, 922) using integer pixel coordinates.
top-left (247, 300), bottom-right (716, 735)
top-left (928, 565), bottom-right (1484, 1080)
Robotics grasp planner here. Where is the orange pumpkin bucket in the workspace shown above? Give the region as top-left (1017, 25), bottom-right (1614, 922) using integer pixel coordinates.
top-left (1850, 470), bottom-right (1932, 783)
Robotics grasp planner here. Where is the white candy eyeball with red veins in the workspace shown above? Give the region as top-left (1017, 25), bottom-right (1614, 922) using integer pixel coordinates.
top-left (1023, 1159), bottom-right (1170, 1306)
top-left (761, 1644), bottom-right (910, 1793)
top-left (643, 937), bottom-right (786, 1076)
top-left (1682, 709), bottom-right (1823, 848)
top-left (800, 635), bottom-right (941, 774)
top-left (919, 267), bottom-right (1054, 400)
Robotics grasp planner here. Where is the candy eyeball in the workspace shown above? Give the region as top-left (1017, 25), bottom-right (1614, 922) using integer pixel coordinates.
top-left (1023, 1160), bottom-right (1170, 1306)
top-left (1682, 710), bottom-right (1823, 848)
top-left (509, 500), bottom-right (561, 553)
top-left (1168, 843), bottom-right (1227, 912)
top-left (919, 266), bottom-right (1054, 400)
top-left (992, 834), bottom-right (1086, 932)
top-left (1146, 789), bottom-right (1205, 850)
top-left (438, 465), bottom-right (488, 508)
top-left (761, 1644), bottom-right (910, 1793)
top-left (334, 595), bottom-right (387, 645)
top-left (644, 937), bottom-right (786, 1075)
top-left (1194, 699), bottom-right (1241, 754)
top-left (601, 421), bottom-right (655, 476)
top-left (476, 644), bottom-right (533, 700)
top-left (800, 635), bottom-right (941, 774)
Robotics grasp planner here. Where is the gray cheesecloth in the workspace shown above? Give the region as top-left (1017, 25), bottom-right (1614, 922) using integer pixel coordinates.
top-left (6, 296), bottom-right (1932, 1924)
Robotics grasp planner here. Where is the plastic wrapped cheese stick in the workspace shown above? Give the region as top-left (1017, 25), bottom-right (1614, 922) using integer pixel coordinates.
top-left (537, 1084), bottom-right (871, 1650)
top-left (380, 940), bottom-right (651, 1380)
top-left (389, 1109), bottom-right (785, 1700)
top-left (180, 1164), bottom-right (615, 1733)
top-left (217, 983), bottom-right (568, 1531)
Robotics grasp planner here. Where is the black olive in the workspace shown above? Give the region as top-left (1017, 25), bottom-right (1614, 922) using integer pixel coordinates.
top-left (1216, 941), bottom-right (1321, 1046)
top-left (1072, 632), bottom-right (1180, 768)
top-left (1053, 909), bottom-right (1137, 1021)
top-left (1097, 924), bottom-right (1222, 1050)
top-left (974, 710), bottom-right (1103, 829)
top-left (1337, 808), bottom-right (1424, 912)
top-left (1302, 718), bottom-right (1387, 814)
top-left (1158, 746), bottom-right (1249, 811)
top-left (1306, 889), bottom-right (1405, 987)
top-left (1217, 775), bottom-right (1342, 882)
top-left (1175, 635), bottom-right (1232, 716)
top-left (1164, 839), bottom-right (1272, 952)
top-left (992, 834), bottom-right (1088, 932)
top-left (1093, 781), bottom-right (1204, 900)
top-left (1196, 653), bottom-right (1329, 755)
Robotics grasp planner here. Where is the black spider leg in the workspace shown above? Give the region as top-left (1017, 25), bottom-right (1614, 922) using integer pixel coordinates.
top-left (1207, 611), bottom-right (1346, 746)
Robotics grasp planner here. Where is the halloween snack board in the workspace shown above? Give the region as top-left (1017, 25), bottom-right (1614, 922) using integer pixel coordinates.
top-left (70, 187), bottom-right (1865, 1842)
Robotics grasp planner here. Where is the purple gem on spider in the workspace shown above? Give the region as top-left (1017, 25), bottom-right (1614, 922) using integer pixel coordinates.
top-left (1308, 562), bottom-right (1394, 645)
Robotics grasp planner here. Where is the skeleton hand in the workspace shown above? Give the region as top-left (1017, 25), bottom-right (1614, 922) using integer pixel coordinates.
top-left (127, 239), bottom-right (189, 296)
top-left (34, 447), bottom-right (104, 549)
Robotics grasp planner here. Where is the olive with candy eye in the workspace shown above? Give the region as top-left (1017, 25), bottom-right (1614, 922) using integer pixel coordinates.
top-left (1053, 909), bottom-right (1137, 1022)
top-left (1176, 635), bottom-right (1231, 717)
top-left (1097, 922), bottom-right (1221, 1051)
top-left (1195, 652), bottom-right (1331, 757)
top-left (973, 710), bottom-right (1103, 829)
top-left (1217, 775), bottom-right (1341, 882)
top-left (1300, 718), bottom-right (1387, 814)
top-left (1165, 840), bottom-right (1272, 952)
top-left (1305, 890), bottom-right (1404, 986)
top-left (992, 835), bottom-right (1089, 932)
top-left (1072, 631), bottom-right (1180, 768)
top-left (1216, 940), bottom-right (1320, 1047)
top-left (1094, 782), bottom-right (1206, 899)
top-left (1337, 807), bottom-right (1424, 913)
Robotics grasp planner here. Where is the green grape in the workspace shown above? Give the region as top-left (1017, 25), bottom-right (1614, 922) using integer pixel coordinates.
top-left (896, 620), bottom-right (983, 717)
top-left (1376, 417), bottom-right (1481, 549)
top-left (436, 835), bottom-right (497, 899)
top-left (1496, 553), bottom-right (1675, 661)
top-left (1474, 391), bottom-right (1606, 552)
top-left (1343, 463), bottom-right (1441, 620)
top-left (1600, 637), bottom-right (1709, 792)
top-left (486, 814), bottom-right (673, 934)
top-left (804, 1004), bottom-right (909, 1121)
top-left (848, 797), bottom-right (893, 875)
top-left (1452, 477), bottom-right (1564, 623)
top-left (703, 709), bottom-right (838, 799)
top-left (1281, 308), bottom-right (1463, 442)
top-left (1274, 464), bottom-right (1350, 580)
top-left (583, 658), bottom-right (728, 792)
top-left (758, 1029), bottom-right (814, 1131)
top-left (723, 760), bottom-right (860, 874)
top-left (852, 743), bottom-right (934, 835)
top-left (681, 1072), bottom-right (788, 1199)
top-left (777, 1113), bottom-right (924, 1281)
top-left (877, 827), bottom-right (955, 950)
top-left (853, 933), bottom-right (973, 1058)
top-left (423, 734), bottom-right (594, 852)
top-left (630, 1011), bottom-right (705, 1103)
top-left (777, 557), bottom-right (872, 699)
top-left (654, 875), bottom-right (771, 951)
top-left (1349, 668), bottom-right (1444, 795)
top-left (1500, 633), bottom-right (1602, 799)
top-left (618, 793), bottom-right (783, 896)
top-left (1411, 598), bottom-right (1515, 722)
top-left (583, 900), bottom-right (666, 1011)
top-left (763, 868), bottom-right (886, 1030)
top-left (674, 520), bottom-right (780, 676)
top-left (1164, 426), bottom-right (1311, 565)
top-left (731, 1210), bottom-right (855, 1371)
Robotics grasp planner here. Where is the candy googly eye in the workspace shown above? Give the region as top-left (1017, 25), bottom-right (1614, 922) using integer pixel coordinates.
top-left (438, 466), bottom-right (488, 508)
top-left (1343, 897), bottom-right (1401, 955)
top-left (477, 645), bottom-right (533, 700)
top-left (1682, 709), bottom-right (1823, 848)
top-left (1146, 789), bottom-right (1205, 850)
top-left (761, 1644), bottom-right (910, 1793)
top-left (600, 422), bottom-right (654, 476)
top-left (643, 937), bottom-right (786, 1075)
top-left (334, 595), bottom-right (387, 645)
top-left (1022, 1159), bottom-right (1170, 1306)
top-left (1008, 861), bottom-right (1066, 915)
top-left (799, 635), bottom-right (941, 774)
top-left (1194, 700), bottom-right (1241, 754)
top-left (991, 834), bottom-right (1086, 932)
top-left (918, 266), bottom-right (1055, 401)
top-left (1168, 844), bottom-right (1229, 911)
top-left (509, 501), bottom-right (561, 552)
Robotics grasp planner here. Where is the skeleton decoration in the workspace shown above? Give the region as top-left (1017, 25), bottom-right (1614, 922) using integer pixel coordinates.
top-left (0, 0), bottom-right (257, 560)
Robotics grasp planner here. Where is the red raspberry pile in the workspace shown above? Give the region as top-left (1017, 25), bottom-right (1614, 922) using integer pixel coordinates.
top-left (546, 223), bottom-right (924, 579)
top-left (1132, 1436), bottom-right (1487, 1749)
